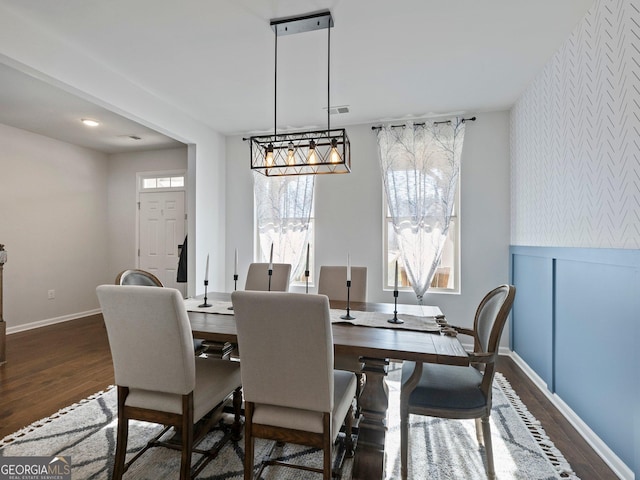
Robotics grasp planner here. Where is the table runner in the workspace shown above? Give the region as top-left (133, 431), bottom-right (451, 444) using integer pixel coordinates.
top-left (184, 297), bottom-right (441, 333)
top-left (329, 309), bottom-right (441, 332)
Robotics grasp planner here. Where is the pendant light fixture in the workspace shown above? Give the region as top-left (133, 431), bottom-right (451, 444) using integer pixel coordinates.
top-left (248, 11), bottom-right (351, 176)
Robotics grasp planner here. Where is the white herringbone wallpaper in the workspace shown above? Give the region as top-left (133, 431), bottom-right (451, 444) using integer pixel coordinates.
top-left (511, 0), bottom-right (640, 248)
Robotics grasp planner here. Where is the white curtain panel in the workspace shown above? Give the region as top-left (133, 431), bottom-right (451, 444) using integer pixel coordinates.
top-left (253, 172), bottom-right (314, 281)
top-left (377, 120), bottom-right (465, 302)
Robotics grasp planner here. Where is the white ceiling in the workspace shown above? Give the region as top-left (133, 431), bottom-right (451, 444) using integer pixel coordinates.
top-left (0, 0), bottom-right (595, 152)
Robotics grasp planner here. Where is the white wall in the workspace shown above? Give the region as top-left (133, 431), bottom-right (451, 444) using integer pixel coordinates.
top-left (226, 111), bottom-right (511, 333)
top-left (107, 147), bottom-right (187, 282)
top-left (0, 124), bottom-right (109, 331)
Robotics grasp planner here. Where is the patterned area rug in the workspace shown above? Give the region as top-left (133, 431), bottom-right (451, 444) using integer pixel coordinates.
top-left (0, 365), bottom-right (579, 479)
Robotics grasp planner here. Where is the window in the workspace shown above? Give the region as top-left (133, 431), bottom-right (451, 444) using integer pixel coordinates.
top-left (254, 174), bottom-right (315, 285)
top-left (141, 175), bottom-right (184, 190)
top-left (384, 183), bottom-right (459, 293)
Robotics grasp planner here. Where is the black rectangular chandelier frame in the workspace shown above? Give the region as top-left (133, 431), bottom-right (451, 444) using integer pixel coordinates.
top-left (250, 128), bottom-right (350, 176)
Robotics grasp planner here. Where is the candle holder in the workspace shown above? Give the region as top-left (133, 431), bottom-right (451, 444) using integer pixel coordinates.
top-left (268, 268), bottom-right (273, 292)
top-left (228, 274), bottom-right (238, 310)
top-left (340, 280), bottom-right (355, 320)
top-left (305, 269), bottom-right (310, 293)
top-left (388, 289), bottom-right (404, 324)
top-left (198, 280), bottom-right (212, 308)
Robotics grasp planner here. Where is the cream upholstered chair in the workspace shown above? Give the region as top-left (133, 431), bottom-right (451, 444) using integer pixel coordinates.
top-left (96, 285), bottom-right (243, 480)
top-left (244, 262), bottom-right (291, 291)
top-left (116, 269), bottom-right (163, 287)
top-left (318, 265), bottom-right (367, 415)
top-left (317, 266), bottom-right (367, 303)
top-left (115, 269), bottom-right (205, 355)
top-left (400, 284), bottom-right (516, 480)
top-left (231, 290), bottom-right (356, 480)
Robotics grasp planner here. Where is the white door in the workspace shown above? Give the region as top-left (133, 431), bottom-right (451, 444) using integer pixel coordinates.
top-left (139, 191), bottom-right (186, 295)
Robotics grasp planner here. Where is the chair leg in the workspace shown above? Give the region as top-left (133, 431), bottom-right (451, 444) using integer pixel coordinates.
top-left (475, 417), bottom-right (484, 446)
top-left (180, 394), bottom-right (194, 480)
top-left (113, 387), bottom-right (129, 480)
top-left (481, 416), bottom-right (496, 480)
top-left (244, 403), bottom-right (255, 480)
top-left (323, 413), bottom-right (331, 480)
top-left (400, 406), bottom-right (409, 480)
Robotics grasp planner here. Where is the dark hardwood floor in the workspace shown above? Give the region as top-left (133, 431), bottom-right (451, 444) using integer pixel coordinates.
top-left (0, 316), bottom-right (617, 479)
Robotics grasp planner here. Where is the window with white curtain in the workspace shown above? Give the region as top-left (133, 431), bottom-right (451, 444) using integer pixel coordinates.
top-left (377, 120), bottom-right (466, 298)
top-left (254, 173), bottom-right (315, 285)
top-left (384, 188), bottom-right (459, 293)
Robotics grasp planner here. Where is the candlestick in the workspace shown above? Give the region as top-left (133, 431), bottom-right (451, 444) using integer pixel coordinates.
top-left (388, 287), bottom-right (403, 324)
top-left (305, 243), bottom-right (310, 294)
top-left (340, 280), bottom-right (355, 320)
top-left (347, 253), bottom-right (351, 281)
top-left (268, 243), bottom-right (274, 291)
top-left (198, 279), bottom-right (212, 308)
top-left (228, 273), bottom-right (238, 310)
top-left (204, 253), bottom-right (209, 282)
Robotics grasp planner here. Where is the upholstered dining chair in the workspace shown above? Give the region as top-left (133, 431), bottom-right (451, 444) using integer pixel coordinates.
top-left (399, 284), bottom-right (516, 480)
top-left (231, 290), bottom-right (357, 480)
top-left (114, 269), bottom-right (205, 355)
top-left (244, 262), bottom-right (291, 291)
top-left (317, 265), bottom-right (367, 303)
top-left (318, 265), bottom-right (367, 416)
top-left (115, 268), bottom-right (163, 286)
top-left (96, 285), bottom-right (243, 480)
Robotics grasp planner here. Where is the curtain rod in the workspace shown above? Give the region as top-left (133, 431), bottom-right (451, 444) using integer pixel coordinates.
top-left (370, 116), bottom-right (476, 131)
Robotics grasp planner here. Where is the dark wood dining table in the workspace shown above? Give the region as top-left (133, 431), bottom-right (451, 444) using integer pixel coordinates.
top-left (188, 293), bottom-right (469, 480)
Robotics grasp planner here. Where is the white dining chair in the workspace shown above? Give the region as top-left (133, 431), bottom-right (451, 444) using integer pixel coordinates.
top-left (232, 290), bottom-right (356, 480)
top-left (96, 285), bottom-right (243, 480)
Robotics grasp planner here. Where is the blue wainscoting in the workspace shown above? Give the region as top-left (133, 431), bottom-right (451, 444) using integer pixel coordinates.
top-left (510, 246), bottom-right (640, 479)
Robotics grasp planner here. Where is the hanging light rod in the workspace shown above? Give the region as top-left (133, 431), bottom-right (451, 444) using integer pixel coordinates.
top-left (371, 116), bottom-right (477, 130)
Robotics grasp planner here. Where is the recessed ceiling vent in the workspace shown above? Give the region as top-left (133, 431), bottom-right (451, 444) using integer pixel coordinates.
top-left (325, 105), bottom-right (350, 115)
top-left (119, 134), bottom-right (142, 141)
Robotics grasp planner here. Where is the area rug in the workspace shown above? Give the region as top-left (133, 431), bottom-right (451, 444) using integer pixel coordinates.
top-left (0, 365), bottom-right (579, 479)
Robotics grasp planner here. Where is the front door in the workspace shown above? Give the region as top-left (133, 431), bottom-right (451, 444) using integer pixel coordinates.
top-left (139, 191), bottom-right (186, 295)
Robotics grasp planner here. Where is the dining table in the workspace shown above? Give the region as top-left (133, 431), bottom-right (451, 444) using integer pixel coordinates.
top-left (187, 292), bottom-right (469, 480)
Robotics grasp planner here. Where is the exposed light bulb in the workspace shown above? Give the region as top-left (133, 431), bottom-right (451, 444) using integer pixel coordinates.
top-left (287, 142), bottom-right (295, 165)
top-left (265, 144), bottom-right (274, 167)
top-left (329, 138), bottom-right (341, 163)
top-left (307, 140), bottom-right (317, 164)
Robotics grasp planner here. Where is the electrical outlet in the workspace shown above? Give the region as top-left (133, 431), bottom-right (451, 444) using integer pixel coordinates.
top-left (48, 289), bottom-right (55, 300)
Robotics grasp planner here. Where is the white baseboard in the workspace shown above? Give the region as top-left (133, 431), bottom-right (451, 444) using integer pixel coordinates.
top-left (6, 309), bottom-right (102, 334)
top-left (507, 351), bottom-right (634, 480)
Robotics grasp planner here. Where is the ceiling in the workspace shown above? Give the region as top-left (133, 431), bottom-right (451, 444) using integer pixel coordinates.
top-left (0, 0), bottom-right (595, 152)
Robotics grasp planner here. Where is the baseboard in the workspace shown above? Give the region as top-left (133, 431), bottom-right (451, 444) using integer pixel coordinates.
top-left (507, 351), bottom-right (634, 480)
top-left (6, 309), bottom-right (102, 334)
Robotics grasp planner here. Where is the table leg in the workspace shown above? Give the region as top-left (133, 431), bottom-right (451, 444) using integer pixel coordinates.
top-left (352, 357), bottom-right (389, 480)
